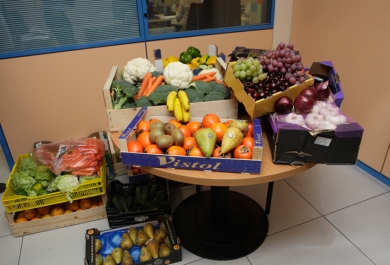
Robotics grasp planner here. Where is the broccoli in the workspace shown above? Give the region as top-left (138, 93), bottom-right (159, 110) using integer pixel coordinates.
top-left (147, 85), bottom-right (179, 106)
top-left (204, 90), bottom-right (225, 102)
top-left (135, 96), bottom-right (153, 107)
top-left (185, 87), bottom-right (204, 103)
top-left (208, 81), bottom-right (231, 100)
top-left (122, 101), bottom-right (137, 109)
top-left (111, 80), bottom-right (139, 110)
top-left (190, 81), bottom-right (213, 95)
top-left (151, 71), bottom-right (163, 78)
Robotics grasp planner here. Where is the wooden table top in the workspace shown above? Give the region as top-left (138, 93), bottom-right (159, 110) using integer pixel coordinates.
top-left (110, 131), bottom-right (316, 187)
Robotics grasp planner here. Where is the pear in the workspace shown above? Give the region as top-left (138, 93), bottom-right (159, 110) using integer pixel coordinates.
top-left (164, 236), bottom-right (171, 249)
top-left (104, 255), bottom-right (115, 265)
top-left (140, 246), bottom-right (153, 262)
top-left (146, 239), bottom-right (160, 259)
top-left (122, 256), bottom-right (134, 265)
top-left (111, 247), bottom-right (123, 265)
top-left (128, 227), bottom-right (138, 245)
top-left (220, 127), bottom-right (243, 154)
top-left (159, 222), bottom-right (167, 232)
top-left (95, 238), bottom-right (102, 253)
top-left (136, 229), bottom-right (150, 246)
top-left (228, 120), bottom-right (249, 136)
top-left (143, 223), bottom-right (155, 240)
top-left (155, 229), bottom-right (167, 243)
top-left (120, 232), bottom-right (133, 250)
top-left (123, 249), bottom-right (131, 258)
top-left (95, 254), bottom-right (103, 265)
top-left (195, 128), bottom-right (217, 158)
top-left (159, 243), bottom-right (171, 258)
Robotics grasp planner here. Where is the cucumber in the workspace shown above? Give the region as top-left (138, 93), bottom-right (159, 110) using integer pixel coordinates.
top-left (142, 185), bottom-right (149, 200)
top-left (119, 196), bottom-right (129, 212)
top-left (112, 195), bottom-right (124, 212)
top-left (155, 190), bottom-right (166, 198)
top-left (150, 198), bottom-right (162, 207)
top-left (136, 198), bottom-right (157, 210)
top-left (114, 183), bottom-right (125, 196)
top-left (148, 184), bottom-right (158, 199)
top-left (135, 185), bottom-right (142, 201)
top-left (127, 184), bottom-right (136, 196)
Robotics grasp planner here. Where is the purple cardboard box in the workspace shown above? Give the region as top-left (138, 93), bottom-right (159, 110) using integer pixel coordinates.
top-left (264, 113), bottom-right (364, 165)
top-left (308, 61), bottom-right (344, 107)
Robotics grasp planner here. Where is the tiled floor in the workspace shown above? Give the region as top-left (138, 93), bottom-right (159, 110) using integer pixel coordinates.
top-left (1, 149), bottom-right (389, 265)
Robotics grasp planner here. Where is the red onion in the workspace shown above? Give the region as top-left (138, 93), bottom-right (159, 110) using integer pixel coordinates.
top-left (294, 94), bottom-right (315, 114)
top-left (299, 86), bottom-right (318, 103)
top-left (314, 81), bottom-right (331, 101)
top-left (274, 96), bottom-right (294, 114)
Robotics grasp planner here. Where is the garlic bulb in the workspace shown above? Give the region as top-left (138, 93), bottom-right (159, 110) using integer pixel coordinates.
top-left (284, 113), bottom-right (306, 126)
top-left (305, 113), bottom-right (325, 130)
top-left (326, 115), bottom-right (347, 126)
top-left (317, 120), bottom-right (337, 130)
top-left (320, 108), bottom-right (339, 117)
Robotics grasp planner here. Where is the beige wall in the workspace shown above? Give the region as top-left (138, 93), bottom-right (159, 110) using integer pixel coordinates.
top-left (290, 0), bottom-right (390, 176)
top-left (0, 31), bottom-right (273, 162)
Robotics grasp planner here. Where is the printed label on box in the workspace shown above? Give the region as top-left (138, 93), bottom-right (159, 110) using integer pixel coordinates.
top-left (314, 136), bottom-right (332, 147)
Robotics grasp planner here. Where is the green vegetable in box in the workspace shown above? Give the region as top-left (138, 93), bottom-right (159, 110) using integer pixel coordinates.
top-left (187, 46), bottom-right (201, 58)
top-left (179, 51), bottom-right (192, 64)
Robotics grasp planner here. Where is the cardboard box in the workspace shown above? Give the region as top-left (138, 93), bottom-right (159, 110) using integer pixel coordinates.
top-left (225, 62), bottom-right (314, 119)
top-left (5, 195), bottom-right (107, 237)
top-left (308, 61), bottom-right (344, 107)
top-left (228, 46), bottom-right (268, 62)
top-left (84, 215), bottom-right (182, 265)
top-left (264, 113), bottom-right (364, 165)
top-left (118, 107), bottom-right (263, 174)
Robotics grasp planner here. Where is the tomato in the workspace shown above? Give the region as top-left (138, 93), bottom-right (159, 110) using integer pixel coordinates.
top-left (202, 114), bottom-right (221, 128)
top-left (131, 167), bottom-right (140, 175)
top-left (137, 131), bottom-right (151, 149)
top-left (224, 119), bottom-right (234, 127)
top-left (186, 121), bottom-right (202, 136)
top-left (149, 118), bottom-right (161, 124)
top-left (145, 144), bottom-right (163, 154)
top-left (242, 136), bottom-right (255, 150)
top-left (166, 146), bottom-right (186, 156)
top-left (183, 136), bottom-right (198, 151)
top-left (211, 146), bottom-right (232, 158)
top-left (246, 122), bottom-right (254, 137)
top-left (169, 119), bottom-right (182, 128)
top-left (136, 120), bottom-right (150, 136)
top-left (233, 145), bottom-right (253, 159)
top-left (211, 122), bottom-right (227, 142)
top-left (127, 140), bottom-right (143, 153)
top-left (188, 146), bottom-right (205, 157)
top-left (178, 125), bottom-right (192, 138)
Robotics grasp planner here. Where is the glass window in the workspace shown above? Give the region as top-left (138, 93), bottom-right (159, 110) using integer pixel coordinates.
top-left (0, 0), bottom-right (273, 59)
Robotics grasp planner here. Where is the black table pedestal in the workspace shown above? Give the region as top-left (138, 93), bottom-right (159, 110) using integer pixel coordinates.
top-left (173, 186), bottom-right (269, 260)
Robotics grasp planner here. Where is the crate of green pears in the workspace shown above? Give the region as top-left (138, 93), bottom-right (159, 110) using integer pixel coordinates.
top-left (106, 177), bottom-right (171, 222)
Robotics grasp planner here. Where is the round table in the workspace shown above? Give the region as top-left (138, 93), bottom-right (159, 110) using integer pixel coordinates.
top-left (111, 131), bottom-right (315, 260)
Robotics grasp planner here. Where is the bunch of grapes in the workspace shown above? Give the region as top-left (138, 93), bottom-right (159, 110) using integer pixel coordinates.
top-left (234, 42), bottom-right (306, 101)
top-left (259, 42), bottom-right (305, 85)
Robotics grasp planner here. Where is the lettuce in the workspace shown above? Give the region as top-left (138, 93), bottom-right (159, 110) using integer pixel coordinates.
top-left (50, 175), bottom-right (80, 202)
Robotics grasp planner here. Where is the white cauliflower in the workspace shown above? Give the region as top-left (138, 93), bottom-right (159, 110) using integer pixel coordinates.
top-left (122, 58), bottom-right (156, 84)
top-left (163, 62), bottom-right (193, 89)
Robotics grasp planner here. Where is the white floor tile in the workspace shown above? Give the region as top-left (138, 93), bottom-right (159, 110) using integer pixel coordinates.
top-left (188, 256), bottom-right (252, 265)
top-left (247, 217), bottom-right (373, 265)
top-left (285, 164), bottom-right (389, 215)
top-left (326, 192), bottom-right (390, 265)
top-left (19, 218), bottom-right (109, 265)
top-left (167, 246), bottom-right (203, 265)
top-left (0, 234), bottom-right (22, 265)
top-left (0, 207), bottom-right (13, 237)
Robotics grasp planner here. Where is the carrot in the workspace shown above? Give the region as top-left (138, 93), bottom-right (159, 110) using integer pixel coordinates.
top-left (137, 72), bottom-right (152, 97)
top-left (145, 75), bottom-right (164, 97)
top-left (148, 77), bottom-right (156, 94)
top-left (192, 72), bottom-right (216, 81)
top-left (215, 79), bottom-right (228, 87)
top-left (203, 76), bottom-right (216, 82)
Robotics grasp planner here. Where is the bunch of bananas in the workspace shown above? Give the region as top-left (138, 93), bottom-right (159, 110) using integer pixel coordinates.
top-left (167, 90), bottom-right (190, 123)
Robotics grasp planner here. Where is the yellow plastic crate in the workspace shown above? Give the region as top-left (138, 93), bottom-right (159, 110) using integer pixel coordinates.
top-left (2, 154), bottom-right (107, 213)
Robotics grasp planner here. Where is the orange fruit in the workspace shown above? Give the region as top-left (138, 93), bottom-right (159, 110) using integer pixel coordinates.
top-left (64, 209), bottom-right (73, 214)
top-left (76, 208), bottom-right (84, 212)
top-left (15, 217), bottom-right (28, 223)
top-left (90, 205), bottom-right (99, 209)
top-left (65, 200), bottom-right (80, 211)
top-left (31, 216), bottom-right (40, 221)
top-left (17, 211), bottom-right (25, 219)
top-left (211, 122), bottom-right (228, 142)
top-left (51, 206), bottom-right (65, 216)
top-left (90, 197), bottom-right (99, 206)
top-left (41, 214), bottom-right (51, 219)
top-left (169, 119), bottom-right (182, 128)
top-left (24, 209), bottom-right (37, 220)
top-left (79, 198), bottom-right (92, 210)
top-left (202, 114), bottom-right (221, 128)
top-left (98, 200), bottom-right (104, 206)
top-left (37, 205), bottom-right (51, 216)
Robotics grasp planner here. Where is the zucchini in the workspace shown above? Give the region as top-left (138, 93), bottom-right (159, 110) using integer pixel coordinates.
top-left (148, 184), bottom-right (158, 199)
top-left (119, 196), bottom-right (129, 212)
top-left (142, 185), bottom-right (149, 200)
